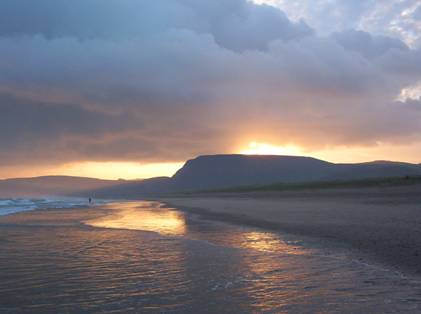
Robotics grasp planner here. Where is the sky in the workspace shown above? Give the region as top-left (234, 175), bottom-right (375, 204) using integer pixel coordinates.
top-left (0, 0), bottom-right (421, 179)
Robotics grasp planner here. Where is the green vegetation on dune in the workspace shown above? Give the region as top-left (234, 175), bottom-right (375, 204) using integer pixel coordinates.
top-left (199, 175), bottom-right (421, 194)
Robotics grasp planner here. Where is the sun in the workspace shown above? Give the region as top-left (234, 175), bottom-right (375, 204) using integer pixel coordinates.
top-left (239, 142), bottom-right (302, 156)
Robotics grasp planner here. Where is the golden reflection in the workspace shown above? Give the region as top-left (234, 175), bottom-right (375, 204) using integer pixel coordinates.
top-left (85, 202), bottom-right (186, 236)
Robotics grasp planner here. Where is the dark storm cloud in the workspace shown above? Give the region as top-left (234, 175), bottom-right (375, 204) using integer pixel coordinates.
top-left (0, 94), bottom-right (132, 144)
top-left (0, 0), bottom-right (420, 166)
top-left (0, 93), bottom-right (140, 164)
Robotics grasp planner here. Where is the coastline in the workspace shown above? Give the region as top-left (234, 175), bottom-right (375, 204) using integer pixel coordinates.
top-left (3, 199), bottom-right (421, 312)
top-left (0, 204), bottom-right (114, 227)
top-left (159, 184), bottom-right (421, 275)
top-left (2, 183), bottom-right (421, 277)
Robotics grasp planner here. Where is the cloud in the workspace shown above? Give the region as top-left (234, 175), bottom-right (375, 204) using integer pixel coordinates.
top-left (0, 0), bottom-right (312, 50)
top-left (0, 0), bottom-right (420, 168)
top-left (257, 0), bottom-right (421, 47)
top-left (332, 29), bottom-right (409, 59)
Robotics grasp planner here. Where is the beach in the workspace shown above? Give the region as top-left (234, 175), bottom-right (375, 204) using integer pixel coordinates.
top-left (161, 184), bottom-right (421, 275)
top-left (2, 199), bottom-right (421, 312)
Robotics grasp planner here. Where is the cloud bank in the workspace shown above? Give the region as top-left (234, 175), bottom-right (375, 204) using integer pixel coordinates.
top-left (0, 0), bottom-right (421, 168)
top-left (260, 0), bottom-right (421, 47)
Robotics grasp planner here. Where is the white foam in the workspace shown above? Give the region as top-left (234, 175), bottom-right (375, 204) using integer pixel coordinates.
top-left (0, 197), bottom-right (108, 216)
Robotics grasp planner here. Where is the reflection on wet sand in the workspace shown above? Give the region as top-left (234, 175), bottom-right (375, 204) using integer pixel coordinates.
top-left (1, 201), bottom-right (421, 313)
top-left (85, 201), bottom-right (186, 236)
top-left (240, 231), bottom-right (307, 255)
top-left (88, 202), bottom-right (306, 254)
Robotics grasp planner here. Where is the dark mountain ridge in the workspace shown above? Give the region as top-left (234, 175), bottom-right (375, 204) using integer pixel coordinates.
top-left (1, 155), bottom-right (420, 198)
top-left (87, 154), bottom-right (421, 198)
top-left (171, 155), bottom-right (332, 190)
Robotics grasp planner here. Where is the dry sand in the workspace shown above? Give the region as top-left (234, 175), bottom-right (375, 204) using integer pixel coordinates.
top-left (160, 185), bottom-right (421, 275)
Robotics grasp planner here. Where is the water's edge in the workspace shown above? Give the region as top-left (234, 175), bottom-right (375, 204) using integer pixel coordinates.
top-left (157, 199), bottom-right (415, 280)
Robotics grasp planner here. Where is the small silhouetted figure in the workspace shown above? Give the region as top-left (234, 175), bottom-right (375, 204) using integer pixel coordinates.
top-left (89, 197), bottom-right (92, 204)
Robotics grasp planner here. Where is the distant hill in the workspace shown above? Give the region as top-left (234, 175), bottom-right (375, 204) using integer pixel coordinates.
top-left (171, 155), bottom-right (421, 190)
top-left (171, 155), bottom-right (332, 190)
top-left (1, 155), bottom-right (420, 198)
top-left (76, 177), bottom-right (173, 199)
top-left (0, 176), bottom-right (121, 197)
top-left (87, 155), bottom-right (421, 198)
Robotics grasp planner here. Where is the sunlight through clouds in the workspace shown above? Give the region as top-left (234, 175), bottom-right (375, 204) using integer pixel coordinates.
top-left (239, 142), bottom-right (303, 156)
top-left (0, 0), bottom-right (421, 178)
top-left (252, 0), bottom-right (421, 47)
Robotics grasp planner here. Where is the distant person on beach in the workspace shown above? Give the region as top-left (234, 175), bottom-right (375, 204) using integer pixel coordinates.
top-left (89, 197), bottom-right (92, 204)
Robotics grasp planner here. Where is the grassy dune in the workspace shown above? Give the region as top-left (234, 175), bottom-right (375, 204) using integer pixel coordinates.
top-left (200, 175), bottom-right (421, 194)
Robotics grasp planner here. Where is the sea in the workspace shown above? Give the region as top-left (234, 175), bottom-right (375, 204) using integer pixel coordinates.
top-left (0, 200), bottom-right (421, 313)
top-left (0, 197), bottom-right (108, 216)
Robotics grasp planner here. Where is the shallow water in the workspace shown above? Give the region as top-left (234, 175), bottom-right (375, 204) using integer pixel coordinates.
top-left (1, 201), bottom-right (421, 313)
top-left (0, 197), bottom-right (107, 216)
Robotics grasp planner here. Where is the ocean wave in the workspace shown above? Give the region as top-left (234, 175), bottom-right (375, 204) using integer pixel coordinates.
top-left (0, 197), bottom-right (108, 216)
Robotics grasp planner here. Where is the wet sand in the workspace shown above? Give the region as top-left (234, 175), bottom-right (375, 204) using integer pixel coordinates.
top-left (161, 184), bottom-right (421, 275)
top-left (2, 200), bottom-right (421, 312)
top-left (0, 205), bottom-right (113, 227)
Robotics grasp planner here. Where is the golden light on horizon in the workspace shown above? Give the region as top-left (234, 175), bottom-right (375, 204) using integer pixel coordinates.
top-left (0, 161), bottom-right (185, 180)
top-left (40, 161), bottom-right (184, 180)
top-left (236, 141), bottom-right (421, 164)
top-left (1, 142), bottom-right (421, 181)
top-left (239, 142), bottom-right (303, 156)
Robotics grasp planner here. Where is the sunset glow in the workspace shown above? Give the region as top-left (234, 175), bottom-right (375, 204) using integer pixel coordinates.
top-left (2, 1), bottom-right (421, 313)
top-left (56, 162), bottom-right (184, 180)
top-left (42, 162), bottom-right (183, 180)
top-left (0, 0), bottom-right (420, 179)
top-left (239, 142), bottom-right (303, 156)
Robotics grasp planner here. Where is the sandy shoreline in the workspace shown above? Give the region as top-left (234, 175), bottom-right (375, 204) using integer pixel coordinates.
top-left (3, 200), bottom-right (421, 312)
top-left (160, 184), bottom-right (421, 275)
top-left (0, 205), bottom-right (114, 227)
top-left (2, 184), bottom-right (421, 277)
